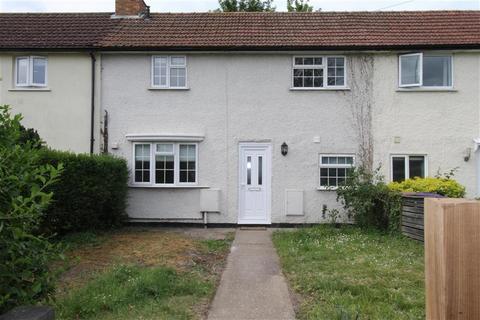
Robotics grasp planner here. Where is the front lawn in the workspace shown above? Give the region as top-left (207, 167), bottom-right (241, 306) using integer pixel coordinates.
top-left (272, 226), bottom-right (424, 320)
top-left (53, 228), bottom-right (234, 320)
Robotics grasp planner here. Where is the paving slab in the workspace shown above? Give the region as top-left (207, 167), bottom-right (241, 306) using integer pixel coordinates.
top-left (207, 229), bottom-right (295, 320)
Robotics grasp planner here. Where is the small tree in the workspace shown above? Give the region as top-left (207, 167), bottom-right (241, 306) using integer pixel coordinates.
top-left (287, 0), bottom-right (313, 12)
top-left (0, 105), bottom-right (62, 312)
top-left (217, 0), bottom-right (275, 12)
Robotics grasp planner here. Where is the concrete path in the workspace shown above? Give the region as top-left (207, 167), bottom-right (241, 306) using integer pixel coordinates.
top-left (207, 229), bottom-right (296, 320)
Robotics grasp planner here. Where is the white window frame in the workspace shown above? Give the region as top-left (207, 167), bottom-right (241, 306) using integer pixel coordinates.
top-left (132, 142), bottom-right (198, 186)
top-left (399, 53), bottom-right (453, 89)
top-left (292, 55), bottom-right (347, 90)
top-left (318, 154), bottom-right (355, 190)
top-left (151, 55), bottom-right (188, 89)
top-left (15, 56), bottom-right (48, 87)
top-left (390, 154), bottom-right (428, 182)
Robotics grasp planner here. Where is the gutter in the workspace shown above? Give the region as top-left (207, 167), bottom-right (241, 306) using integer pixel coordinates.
top-left (89, 52), bottom-right (96, 154)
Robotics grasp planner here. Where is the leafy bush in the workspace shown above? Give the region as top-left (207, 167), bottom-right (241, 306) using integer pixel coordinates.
top-left (39, 149), bottom-right (129, 235)
top-left (337, 167), bottom-right (402, 232)
top-left (0, 105), bottom-right (62, 312)
top-left (389, 177), bottom-right (465, 198)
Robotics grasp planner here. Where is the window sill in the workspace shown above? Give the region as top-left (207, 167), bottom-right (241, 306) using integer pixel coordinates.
top-left (290, 87), bottom-right (350, 91)
top-left (148, 87), bottom-right (190, 91)
top-left (396, 88), bottom-right (457, 92)
top-left (129, 184), bottom-right (209, 189)
top-left (316, 187), bottom-right (338, 191)
top-left (9, 87), bottom-right (51, 92)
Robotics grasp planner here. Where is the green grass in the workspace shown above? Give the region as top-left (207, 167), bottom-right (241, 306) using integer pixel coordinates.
top-left (272, 225), bottom-right (424, 320)
top-left (55, 265), bottom-right (212, 320)
top-left (53, 231), bottom-right (234, 320)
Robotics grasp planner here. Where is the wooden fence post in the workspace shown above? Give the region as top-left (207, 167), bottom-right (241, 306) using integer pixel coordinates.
top-left (425, 198), bottom-right (480, 320)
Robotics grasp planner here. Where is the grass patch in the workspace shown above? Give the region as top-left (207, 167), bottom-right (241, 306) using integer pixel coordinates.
top-left (272, 225), bottom-right (424, 320)
top-left (53, 228), bottom-right (234, 319)
top-left (56, 265), bottom-right (211, 320)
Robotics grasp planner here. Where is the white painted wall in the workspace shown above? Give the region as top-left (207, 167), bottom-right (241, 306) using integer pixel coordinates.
top-left (0, 53), bottom-right (97, 153)
top-left (372, 52), bottom-right (480, 197)
top-left (101, 51), bottom-right (480, 224)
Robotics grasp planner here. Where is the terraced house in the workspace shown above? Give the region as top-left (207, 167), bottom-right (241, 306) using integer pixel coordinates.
top-left (1, 0), bottom-right (480, 225)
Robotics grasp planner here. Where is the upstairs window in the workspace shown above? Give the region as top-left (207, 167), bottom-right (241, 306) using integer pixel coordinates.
top-left (391, 155), bottom-right (426, 182)
top-left (151, 56), bottom-right (187, 88)
top-left (15, 56), bottom-right (47, 87)
top-left (399, 53), bottom-right (452, 88)
top-left (293, 56), bottom-right (346, 89)
top-left (133, 142), bottom-right (197, 185)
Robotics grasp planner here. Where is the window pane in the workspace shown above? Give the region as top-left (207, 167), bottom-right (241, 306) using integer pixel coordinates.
top-left (304, 57), bottom-right (314, 65)
top-left (153, 57), bottom-right (167, 86)
top-left (293, 77), bottom-right (303, 87)
top-left (170, 67), bottom-right (186, 87)
top-left (314, 57), bottom-right (323, 65)
top-left (392, 157), bottom-right (406, 182)
top-left (400, 54), bottom-right (421, 86)
top-left (294, 57), bottom-right (303, 65)
top-left (320, 177), bottom-right (328, 186)
top-left (179, 145), bottom-right (196, 183)
top-left (32, 57), bottom-right (46, 85)
top-left (155, 154), bottom-right (174, 184)
top-left (171, 56), bottom-right (185, 66)
top-left (134, 144), bottom-right (150, 183)
top-left (423, 56), bottom-right (452, 87)
top-left (409, 156), bottom-right (425, 178)
top-left (16, 58), bottom-right (28, 85)
top-left (157, 143), bottom-right (173, 153)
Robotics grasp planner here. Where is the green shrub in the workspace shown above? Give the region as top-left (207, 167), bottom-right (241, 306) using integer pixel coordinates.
top-left (38, 150), bottom-right (129, 235)
top-left (0, 105), bottom-right (62, 313)
top-left (388, 177), bottom-right (465, 198)
top-left (337, 167), bottom-right (402, 232)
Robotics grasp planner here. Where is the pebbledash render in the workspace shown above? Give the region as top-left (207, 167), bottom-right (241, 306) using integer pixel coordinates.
top-left (1, 0), bottom-right (480, 224)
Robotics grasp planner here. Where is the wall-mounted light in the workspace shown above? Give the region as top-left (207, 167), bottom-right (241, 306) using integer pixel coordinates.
top-left (464, 148), bottom-right (472, 162)
top-left (281, 142), bottom-right (288, 156)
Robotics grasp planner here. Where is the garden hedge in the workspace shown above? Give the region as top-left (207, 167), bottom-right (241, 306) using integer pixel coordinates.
top-left (389, 177), bottom-right (466, 198)
top-left (38, 150), bottom-right (129, 235)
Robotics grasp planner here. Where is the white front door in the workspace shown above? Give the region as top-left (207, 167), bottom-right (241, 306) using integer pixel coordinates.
top-left (238, 143), bottom-right (271, 225)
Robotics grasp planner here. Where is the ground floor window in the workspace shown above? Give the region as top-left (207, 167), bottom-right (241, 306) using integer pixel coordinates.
top-left (133, 142), bottom-right (197, 185)
top-left (319, 154), bottom-right (355, 189)
top-left (391, 155), bottom-right (426, 182)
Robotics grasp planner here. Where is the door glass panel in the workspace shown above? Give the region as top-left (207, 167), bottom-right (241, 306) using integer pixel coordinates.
top-left (409, 156), bottom-right (425, 178)
top-left (258, 156), bottom-right (263, 185)
top-left (246, 156), bottom-right (252, 185)
top-left (392, 157), bottom-right (406, 182)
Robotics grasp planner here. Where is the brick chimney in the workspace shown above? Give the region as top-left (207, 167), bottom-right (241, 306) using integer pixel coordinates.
top-left (114, 0), bottom-right (150, 18)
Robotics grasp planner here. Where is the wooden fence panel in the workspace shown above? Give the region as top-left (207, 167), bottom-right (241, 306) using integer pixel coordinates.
top-left (425, 198), bottom-right (480, 320)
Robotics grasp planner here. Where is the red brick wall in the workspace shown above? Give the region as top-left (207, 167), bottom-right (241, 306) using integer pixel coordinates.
top-left (115, 0), bottom-right (147, 16)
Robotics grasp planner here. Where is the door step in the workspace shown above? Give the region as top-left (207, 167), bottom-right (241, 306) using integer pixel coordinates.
top-left (239, 226), bottom-right (267, 230)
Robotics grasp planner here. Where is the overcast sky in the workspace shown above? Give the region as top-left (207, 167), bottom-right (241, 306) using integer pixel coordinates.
top-left (1, 0), bottom-right (479, 13)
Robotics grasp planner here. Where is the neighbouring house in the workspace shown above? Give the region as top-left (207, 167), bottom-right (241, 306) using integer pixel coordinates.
top-left (1, 0), bottom-right (480, 225)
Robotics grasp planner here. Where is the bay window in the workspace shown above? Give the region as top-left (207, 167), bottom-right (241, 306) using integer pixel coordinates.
top-left (399, 53), bottom-right (452, 88)
top-left (133, 142), bottom-right (197, 185)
